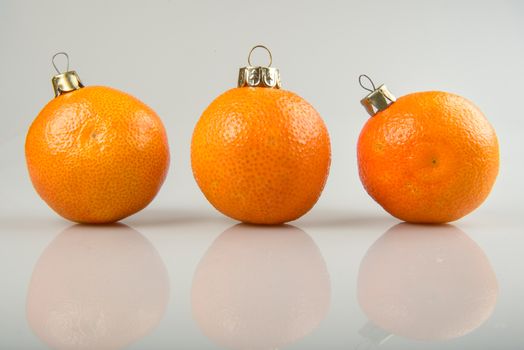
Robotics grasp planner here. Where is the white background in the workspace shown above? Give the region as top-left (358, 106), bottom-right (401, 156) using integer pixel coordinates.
top-left (0, 1), bottom-right (523, 349)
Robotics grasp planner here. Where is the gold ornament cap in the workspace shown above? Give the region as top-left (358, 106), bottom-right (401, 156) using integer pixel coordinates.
top-left (238, 45), bottom-right (281, 89)
top-left (51, 52), bottom-right (84, 97)
top-left (359, 75), bottom-right (396, 116)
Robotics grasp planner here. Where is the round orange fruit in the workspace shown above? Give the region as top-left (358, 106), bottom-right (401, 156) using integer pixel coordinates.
top-left (26, 86), bottom-right (170, 224)
top-left (358, 91), bottom-right (499, 223)
top-left (191, 87), bottom-right (331, 224)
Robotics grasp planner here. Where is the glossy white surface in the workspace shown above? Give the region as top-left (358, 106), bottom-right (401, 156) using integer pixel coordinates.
top-left (0, 209), bottom-right (522, 349)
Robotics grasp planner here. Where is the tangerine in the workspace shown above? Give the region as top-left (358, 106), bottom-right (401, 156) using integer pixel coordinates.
top-left (191, 87), bottom-right (331, 224)
top-left (25, 86), bottom-right (170, 223)
top-left (357, 91), bottom-right (499, 223)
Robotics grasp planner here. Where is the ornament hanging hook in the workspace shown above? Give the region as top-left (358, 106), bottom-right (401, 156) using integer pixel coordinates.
top-left (359, 74), bottom-right (376, 93)
top-left (50, 52), bottom-right (83, 97)
top-left (239, 45), bottom-right (281, 88)
top-left (359, 75), bottom-right (396, 116)
top-left (52, 52), bottom-right (70, 74)
top-left (248, 45), bottom-right (272, 67)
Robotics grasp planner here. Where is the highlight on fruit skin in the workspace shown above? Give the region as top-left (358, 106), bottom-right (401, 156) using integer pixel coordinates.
top-left (357, 86), bottom-right (499, 224)
top-left (26, 53), bottom-right (169, 224)
top-left (357, 223), bottom-right (498, 342)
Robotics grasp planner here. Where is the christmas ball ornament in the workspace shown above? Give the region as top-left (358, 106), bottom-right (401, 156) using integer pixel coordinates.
top-left (191, 45), bottom-right (331, 224)
top-left (25, 53), bottom-right (170, 224)
top-left (357, 75), bottom-right (499, 223)
top-left (358, 223), bottom-right (497, 342)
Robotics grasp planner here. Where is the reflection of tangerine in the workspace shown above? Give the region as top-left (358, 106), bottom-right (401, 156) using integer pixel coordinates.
top-left (191, 87), bottom-right (331, 224)
top-left (25, 86), bottom-right (170, 224)
top-left (357, 91), bottom-right (499, 223)
top-left (26, 224), bottom-right (169, 350)
top-left (358, 223), bottom-right (498, 341)
top-left (191, 224), bottom-right (331, 350)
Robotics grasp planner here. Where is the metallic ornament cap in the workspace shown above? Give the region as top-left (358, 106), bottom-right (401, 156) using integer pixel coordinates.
top-left (360, 84), bottom-right (396, 116)
top-left (359, 75), bottom-right (396, 116)
top-left (52, 71), bottom-right (84, 97)
top-left (238, 66), bottom-right (281, 88)
top-left (237, 45), bottom-right (281, 89)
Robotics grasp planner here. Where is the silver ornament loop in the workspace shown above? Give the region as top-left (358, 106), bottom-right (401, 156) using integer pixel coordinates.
top-left (359, 74), bottom-right (376, 93)
top-left (52, 52), bottom-right (70, 74)
top-left (247, 45), bottom-right (273, 67)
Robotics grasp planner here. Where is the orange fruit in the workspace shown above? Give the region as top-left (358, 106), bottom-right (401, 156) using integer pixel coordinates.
top-left (357, 91), bottom-right (499, 223)
top-left (25, 86), bottom-right (170, 224)
top-left (191, 87), bottom-right (331, 224)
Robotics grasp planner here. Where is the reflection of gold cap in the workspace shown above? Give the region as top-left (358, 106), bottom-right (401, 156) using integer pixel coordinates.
top-left (359, 75), bottom-right (396, 116)
top-left (237, 45), bottom-right (281, 88)
top-left (50, 52), bottom-right (84, 97)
